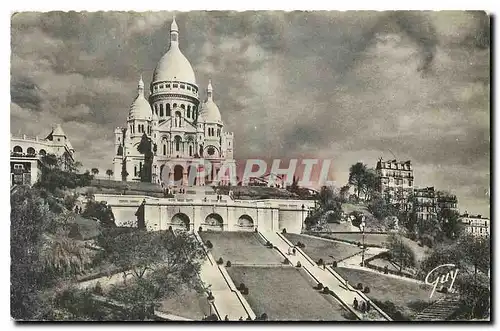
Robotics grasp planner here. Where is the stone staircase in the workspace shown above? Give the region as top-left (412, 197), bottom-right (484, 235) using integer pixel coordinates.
top-left (414, 294), bottom-right (461, 321)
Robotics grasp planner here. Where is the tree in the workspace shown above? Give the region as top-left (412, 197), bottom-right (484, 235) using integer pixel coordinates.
top-left (339, 185), bottom-right (350, 203)
top-left (349, 211), bottom-right (364, 228)
top-left (385, 232), bottom-right (416, 273)
top-left (82, 200), bottom-right (116, 228)
top-left (91, 168), bottom-right (99, 178)
top-left (368, 193), bottom-right (398, 220)
top-left (458, 234), bottom-right (490, 278)
top-left (437, 208), bottom-right (462, 239)
top-left (106, 169), bottom-right (114, 180)
top-left (137, 133), bottom-right (154, 183)
top-left (348, 162), bottom-right (367, 199)
top-left (362, 170), bottom-right (378, 201)
top-left (42, 153), bottom-right (59, 169)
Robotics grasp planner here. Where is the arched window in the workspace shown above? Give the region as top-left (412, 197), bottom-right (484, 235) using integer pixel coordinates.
top-left (134, 166), bottom-right (137, 176)
top-left (175, 136), bottom-right (181, 151)
top-left (173, 103), bottom-right (177, 108)
top-left (187, 108), bottom-right (191, 118)
top-left (13, 146), bottom-right (22, 153)
top-left (181, 104), bottom-right (185, 110)
top-left (39, 149), bottom-right (46, 156)
top-left (189, 145), bottom-right (193, 156)
top-left (27, 147), bottom-right (36, 155)
top-left (154, 104), bottom-right (158, 114)
top-left (160, 104), bottom-right (164, 117)
top-left (166, 103), bottom-right (171, 116)
top-left (163, 144), bottom-right (166, 155)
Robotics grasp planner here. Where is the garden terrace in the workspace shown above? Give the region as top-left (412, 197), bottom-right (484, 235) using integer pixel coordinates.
top-left (333, 267), bottom-right (444, 319)
top-left (86, 179), bottom-right (167, 198)
top-left (214, 185), bottom-right (298, 200)
top-left (199, 232), bottom-right (282, 265)
top-left (227, 266), bottom-right (350, 321)
top-left (283, 233), bottom-right (362, 263)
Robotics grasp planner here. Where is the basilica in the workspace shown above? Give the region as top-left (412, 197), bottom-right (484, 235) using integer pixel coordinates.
top-left (112, 18), bottom-right (235, 186)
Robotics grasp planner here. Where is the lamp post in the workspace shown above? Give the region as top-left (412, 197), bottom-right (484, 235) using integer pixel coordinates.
top-left (301, 204), bottom-right (305, 232)
top-left (207, 291), bottom-right (215, 316)
top-left (360, 216), bottom-right (366, 267)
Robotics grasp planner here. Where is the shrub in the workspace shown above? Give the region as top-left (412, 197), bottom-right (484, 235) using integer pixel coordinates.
top-left (282, 228), bottom-right (287, 234)
top-left (241, 287), bottom-right (249, 295)
top-left (384, 265), bottom-right (388, 274)
top-left (217, 257), bottom-right (224, 265)
top-left (260, 313), bottom-right (268, 321)
top-left (266, 241), bottom-right (272, 247)
top-left (226, 261), bottom-right (232, 267)
top-left (296, 261), bottom-right (302, 268)
top-left (199, 226), bottom-right (203, 232)
top-left (283, 258), bottom-right (290, 265)
top-left (206, 240), bottom-right (213, 249)
top-left (94, 281), bottom-right (103, 295)
top-left (363, 286), bottom-right (370, 294)
top-left (322, 287), bottom-right (330, 294)
top-left (356, 283), bottom-right (363, 290)
top-left (317, 258), bottom-right (324, 265)
top-left (316, 282), bottom-right (324, 290)
top-left (332, 261), bottom-right (338, 267)
top-left (439, 286), bottom-right (448, 294)
top-left (168, 226), bottom-right (173, 231)
top-left (296, 241), bottom-right (305, 248)
top-left (356, 241), bottom-right (361, 247)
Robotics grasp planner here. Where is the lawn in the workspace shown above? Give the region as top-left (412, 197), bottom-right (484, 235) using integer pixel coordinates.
top-left (283, 233), bottom-right (362, 262)
top-left (227, 266), bottom-right (350, 321)
top-left (157, 286), bottom-right (209, 320)
top-left (334, 267), bottom-right (443, 318)
top-left (199, 232), bottom-right (283, 265)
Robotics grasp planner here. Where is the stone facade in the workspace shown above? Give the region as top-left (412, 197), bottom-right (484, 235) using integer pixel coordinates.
top-left (460, 214), bottom-right (490, 237)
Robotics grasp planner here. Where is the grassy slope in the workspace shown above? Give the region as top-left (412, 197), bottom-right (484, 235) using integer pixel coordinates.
top-left (284, 233), bottom-right (362, 262)
top-left (227, 266), bottom-right (349, 321)
top-left (199, 232), bottom-right (283, 265)
top-left (334, 267), bottom-right (443, 318)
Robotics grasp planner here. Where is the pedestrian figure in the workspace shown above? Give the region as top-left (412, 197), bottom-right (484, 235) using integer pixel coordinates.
top-left (238, 316), bottom-right (243, 321)
top-left (292, 248), bottom-right (296, 256)
top-left (224, 315), bottom-right (229, 321)
top-left (353, 298), bottom-right (358, 310)
top-left (360, 301), bottom-right (366, 313)
top-left (366, 301), bottom-right (371, 312)
top-left (323, 263), bottom-right (326, 270)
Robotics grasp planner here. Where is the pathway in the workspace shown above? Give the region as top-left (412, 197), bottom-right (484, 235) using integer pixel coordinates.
top-left (261, 231), bottom-right (392, 321)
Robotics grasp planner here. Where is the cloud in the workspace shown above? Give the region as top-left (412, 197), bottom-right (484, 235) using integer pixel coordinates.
top-left (10, 11), bottom-right (490, 216)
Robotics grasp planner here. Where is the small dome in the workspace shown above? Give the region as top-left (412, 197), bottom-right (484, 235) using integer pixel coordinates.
top-left (129, 77), bottom-right (152, 120)
top-left (200, 99), bottom-right (221, 123)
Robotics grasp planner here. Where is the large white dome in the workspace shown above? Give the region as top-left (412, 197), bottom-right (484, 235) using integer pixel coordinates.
top-left (200, 99), bottom-right (221, 123)
top-left (152, 47), bottom-right (196, 84)
top-left (151, 18), bottom-right (196, 85)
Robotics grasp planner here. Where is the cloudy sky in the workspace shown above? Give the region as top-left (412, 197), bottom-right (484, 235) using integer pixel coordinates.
top-left (10, 11), bottom-right (490, 215)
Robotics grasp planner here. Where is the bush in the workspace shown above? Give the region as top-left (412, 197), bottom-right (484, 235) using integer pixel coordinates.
top-left (226, 261), bottom-right (232, 268)
top-left (316, 282), bottom-right (324, 290)
top-left (241, 287), bottom-right (249, 295)
top-left (266, 241), bottom-right (272, 247)
top-left (93, 282), bottom-right (103, 295)
top-left (317, 258), bottom-right (324, 265)
top-left (332, 261), bottom-right (338, 267)
top-left (217, 257), bottom-right (224, 265)
top-left (203, 314), bottom-right (219, 321)
top-left (238, 283), bottom-right (246, 291)
top-left (296, 241), bottom-right (305, 248)
top-left (356, 283), bottom-right (363, 290)
top-left (363, 286), bottom-right (370, 294)
top-left (260, 313), bottom-right (268, 321)
top-left (439, 286), bottom-right (448, 294)
top-left (168, 226), bottom-right (173, 231)
top-left (356, 241), bottom-right (361, 247)
top-left (296, 261), bottom-right (302, 268)
top-left (206, 240), bottom-right (213, 249)
top-left (384, 265), bottom-right (388, 274)
top-left (322, 287), bottom-right (330, 294)
top-left (283, 258), bottom-right (290, 265)
top-left (282, 228), bottom-right (287, 234)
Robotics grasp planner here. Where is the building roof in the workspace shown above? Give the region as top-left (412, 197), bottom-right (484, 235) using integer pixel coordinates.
top-left (151, 18), bottom-right (196, 85)
top-left (128, 76), bottom-right (152, 120)
top-left (199, 80), bottom-right (222, 123)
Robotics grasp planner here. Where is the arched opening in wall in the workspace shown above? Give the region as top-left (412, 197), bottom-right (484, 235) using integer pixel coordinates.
top-left (171, 213), bottom-right (190, 231)
top-left (13, 146), bottom-right (22, 154)
top-left (166, 103), bottom-right (171, 116)
top-left (174, 164), bottom-right (183, 183)
top-left (204, 213), bottom-right (223, 231)
top-left (117, 146), bottom-right (123, 156)
top-left (181, 104), bottom-right (185, 110)
top-left (175, 136), bottom-right (182, 152)
top-left (238, 214), bottom-right (254, 231)
top-left (27, 147), bottom-right (36, 155)
top-left (39, 149), bottom-right (46, 156)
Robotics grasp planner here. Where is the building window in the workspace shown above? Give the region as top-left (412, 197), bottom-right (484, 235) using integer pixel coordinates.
top-left (13, 146), bottom-right (23, 153)
top-left (187, 108), bottom-right (191, 118)
top-left (180, 84), bottom-right (185, 89)
top-left (173, 84), bottom-right (178, 88)
top-left (160, 84), bottom-right (164, 88)
top-left (173, 103), bottom-right (177, 108)
top-left (181, 104), bottom-right (185, 110)
top-left (189, 145), bottom-right (192, 156)
top-left (187, 86), bottom-right (191, 91)
top-left (163, 144), bottom-right (166, 155)
top-left (39, 149), bottom-right (46, 156)
top-left (160, 104), bottom-right (164, 117)
top-left (176, 138), bottom-right (180, 151)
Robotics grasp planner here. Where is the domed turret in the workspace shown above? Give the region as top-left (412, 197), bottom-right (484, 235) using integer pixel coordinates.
top-left (128, 76), bottom-right (152, 120)
top-left (152, 17), bottom-right (196, 85)
top-left (199, 80), bottom-right (222, 123)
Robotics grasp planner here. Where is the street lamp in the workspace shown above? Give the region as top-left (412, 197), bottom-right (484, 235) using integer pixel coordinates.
top-left (360, 216), bottom-right (366, 267)
top-left (301, 204), bottom-right (305, 232)
top-left (207, 291), bottom-right (215, 316)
